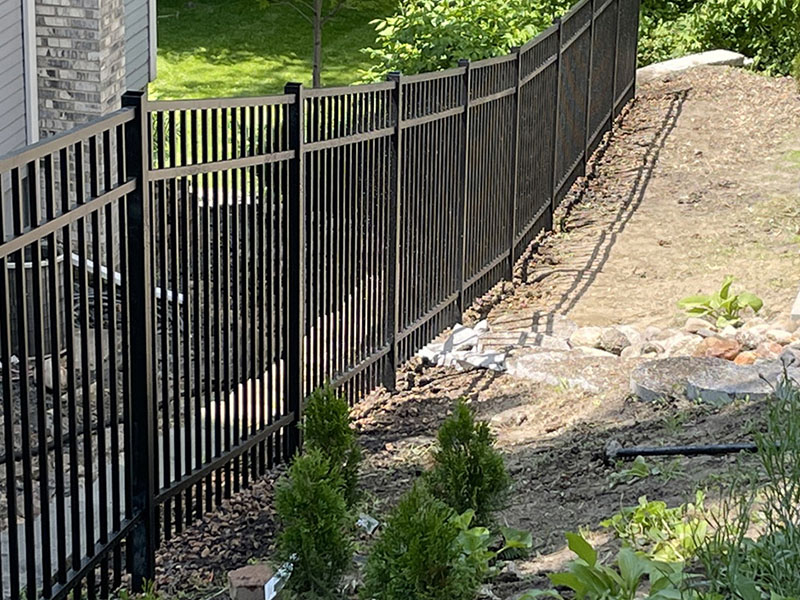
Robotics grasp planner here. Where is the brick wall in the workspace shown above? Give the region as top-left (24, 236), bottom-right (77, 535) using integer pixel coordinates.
top-left (35, 0), bottom-right (126, 138)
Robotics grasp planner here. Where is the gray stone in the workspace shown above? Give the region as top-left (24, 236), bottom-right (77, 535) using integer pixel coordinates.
top-left (684, 317), bottom-right (713, 334)
top-left (229, 564), bottom-right (274, 600)
top-left (616, 325), bottom-right (642, 348)
top-left (792, 287), bottom-right (800, 321)
top-left (521, 333), bottom-right (571, 352)
top-left (630, 357), bottom-right (730, 402)
top-left (684, 360), bottom-right (800, 404)
top-left (620, 344), bottom-right (641, 359)
top-left (637, 49), bottom-right (749, 84)
top-left (644, 326), bottom-right (663, 341)
top-left (528, 313), bottom-right (579, 340)
top-left (571, 346), bottom-right (619, 358)
top-left (599, 327), bottom-right (632, 355)
top-left (736, 328), bottom-right (766, 350)
top-left (696, 328), bottom-right (719, 339)
top-left (568, 326), bottom-right (603, 349)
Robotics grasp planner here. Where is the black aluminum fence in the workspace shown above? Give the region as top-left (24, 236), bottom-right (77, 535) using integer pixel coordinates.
top-left (0, 0), bottom-right (639, 596)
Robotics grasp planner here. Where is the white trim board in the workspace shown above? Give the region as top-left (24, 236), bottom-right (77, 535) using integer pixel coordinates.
top-left (21, 0), bottom-right (38, 144)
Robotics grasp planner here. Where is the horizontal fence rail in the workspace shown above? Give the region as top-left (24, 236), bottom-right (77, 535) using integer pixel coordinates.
top-left (0, 0), bottom-right (640, 595)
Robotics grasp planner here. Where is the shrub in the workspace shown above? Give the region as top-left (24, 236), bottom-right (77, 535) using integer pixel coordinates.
top-left (274, 448), bottom-right (354, 599)
top-left (687, 0), bottom-right (800, 75)
top-left (793, 51), bottom-right (800, 91)
top-left (303, 383), bottom-right (362, 508)
top-left (361, 0), bottom-right (570, 78)
top-left (360, 483), bottom-right (480, 600)
top-left (426, 400), bottom-right (510, 526)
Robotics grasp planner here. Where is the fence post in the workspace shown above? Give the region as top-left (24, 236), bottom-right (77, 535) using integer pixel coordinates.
top-left (550, 18), bottom-right (563, 214)
top-left (584, 0), bottom-right (597, 163)
top-left (508, 47), bottom-right (522, 279)
top-left (611, 0), bottom-right (622, 117)
top-left (384, 72), bottom-right (402, 392)
top-left (121, 90), bottom-right (156, 590)
top-left (284, 82), bottom-right (305, 457)
top-left (456, 59), bottom-right (471, 316)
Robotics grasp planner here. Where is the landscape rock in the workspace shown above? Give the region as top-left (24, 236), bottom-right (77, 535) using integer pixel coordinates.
top-left (630, 357), bottom-right (729, 402)
top-left (692, 337), bottom-right (741, 361)
top-left (571, 346), bottom-right (619, 358)
top-left (780, 347), bottom-right (800, 369)
top-left (599, 327), bottom-right (632, 355)
top-left (660, 333), bottom-right (702, 357)
top-left (695, 328), bottom-right (719, 339)
top-left (685, 360), bottom-right (800, 404)
top-left (620, 344), bottom-right (641, 359)
top-left (615, 325), bottom-right (642, 348)
top-left (766, 329), bottom-right (794, 345)
top-left (229, 564), bottom-right (274, 600)
top-left (721, 325), bottom-right (739, 337)
top-left (735, 328), bottom-right (766, 350)
top-left (641, 341), bottom-right (665, 355)
top-left (733, 351), bottom-right (758, 366)
top-left (684, 317), bottom-right (713, 334)
top-left (755, 341), bottom-right (783, 360)
top-left (643, 326), bottom-right (663, 341)
top-left (569, 326), bottom-right (603, 349)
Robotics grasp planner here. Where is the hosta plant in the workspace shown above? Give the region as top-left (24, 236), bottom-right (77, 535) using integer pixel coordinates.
top-left (677, 275), bottom-right (763, 328)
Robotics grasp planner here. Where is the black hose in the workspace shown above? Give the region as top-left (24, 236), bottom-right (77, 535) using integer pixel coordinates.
top-left (605, 442), bottom-right (757, 463)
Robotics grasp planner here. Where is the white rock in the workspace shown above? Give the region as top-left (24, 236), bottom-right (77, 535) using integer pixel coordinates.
top-left (742, 316), bottom-right (767, 330)
top-left (661, 333), bottom-right (702, 357)
top-left (621, 344), bottom-right (641, 359)
top-left (684, 317), bottom-right (713, 334)
top-left (644, 326), bottom-right (663, 341)
top-left (568, 326), bottom-right (603, 349)
top-left (720, 325), bottom-right (738, 338)
top-left (766, 329), bottom-right (794, 345)
top-left (572, 347), bottom-right (618, 358)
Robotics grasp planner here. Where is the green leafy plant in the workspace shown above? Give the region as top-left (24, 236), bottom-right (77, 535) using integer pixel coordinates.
top-left (426, 400), bottom-right (511, 526)
top-left (694, 378), bottom-right (800, 597)
top-left (601, 492), bottom-right (708, 563)
top-left (360, 483), bottom-right (480, 600)
top-left (450, 509), bottom-right (534, 574)
top-left (521, 532), bottom-right (694, 600)
top-left (678, 275), bottom-right (763, 328)
top-left (361, 0), bottom-right (570, 79)
top-left (274, 448), bottom-right (354, 599)
top-left (303, 383), bottom-right (362, 509)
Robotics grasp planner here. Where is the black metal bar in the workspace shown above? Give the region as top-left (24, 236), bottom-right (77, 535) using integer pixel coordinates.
top-left (584, 0), bottom-right (597, 165)
top-left (509, 46), bottom-right (522, 274)
top-left (607, 443), bottom-right (758, 462)
top-left (285, 82), bottom-right (305, 456)
top-left (550, 17), bottom-right (563, 212)
top-left (122, 90), bottom-right (157, 590)
top-left (456, 59), bottom-right (471, 317)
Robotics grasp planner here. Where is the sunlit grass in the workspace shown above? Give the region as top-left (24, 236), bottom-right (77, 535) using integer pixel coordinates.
top-left (150, 0), bottom-right (396, 100)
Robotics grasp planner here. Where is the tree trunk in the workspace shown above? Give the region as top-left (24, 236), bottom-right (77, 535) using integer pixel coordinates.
top-left (312, 0), bottom-right (323, 87)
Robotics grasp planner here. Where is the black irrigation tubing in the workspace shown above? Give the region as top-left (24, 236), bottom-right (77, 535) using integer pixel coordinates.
top-left (606, 442), bottom-right (759, 463)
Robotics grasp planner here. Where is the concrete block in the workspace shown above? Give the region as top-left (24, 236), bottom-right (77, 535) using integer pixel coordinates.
top-left (637, 50), bottom-right (749, 84)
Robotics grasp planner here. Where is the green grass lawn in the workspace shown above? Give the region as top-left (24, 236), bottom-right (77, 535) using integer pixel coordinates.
top-left (150, 0), bottom-right (397, 100)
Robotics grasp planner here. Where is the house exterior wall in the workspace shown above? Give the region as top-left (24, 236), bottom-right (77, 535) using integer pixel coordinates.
top-left (124, 0), bottom-right (153, 90)
top-left (35, 0), bottom-right (128, 137)
top-left (0, 0), bottom-right (29, 156)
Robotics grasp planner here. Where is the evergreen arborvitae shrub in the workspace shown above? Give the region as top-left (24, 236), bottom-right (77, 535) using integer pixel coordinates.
top-left (426, 400), bottom-right (510, 526)
top-left (274, 448), bottom-right (354, 599)
top-left (303, 383), bottom-right (362, 508)
top-left (361, 483), bottom-right (479, 600)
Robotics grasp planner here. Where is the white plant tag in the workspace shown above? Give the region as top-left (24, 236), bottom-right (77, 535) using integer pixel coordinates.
top-left (264, 556), bottom-right (295, 600)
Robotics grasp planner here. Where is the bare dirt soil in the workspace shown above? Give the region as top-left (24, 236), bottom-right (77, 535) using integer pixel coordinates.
top-left (154, 66), bottom-right (800, 599)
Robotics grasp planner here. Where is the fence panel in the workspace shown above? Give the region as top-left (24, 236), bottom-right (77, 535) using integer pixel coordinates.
top-left (0, 0), bottom-right (641, 594)
top-left (515, 26), bottom-right (560, 260)
top-left (0, 108), bottom-right (137, 600)
top-left (145, 96), bottom-right (295, 542)
top-left (395, 69), bottom-right (466, 365)
top-left (588, 0), bottom-right (619, 154)
top-left (463, 55), bottom-right (518, 306)
top-left (555, 0), bottom-right (593, 205)
top-left (302, 84), bottom-right (396, 402)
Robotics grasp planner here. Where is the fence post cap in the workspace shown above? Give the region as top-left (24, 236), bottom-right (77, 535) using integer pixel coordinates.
top-left (284, 82), bottom-right (304, 93)
top-left (387, 71), bottom-right (402, 82)
top-left (457, 58), bottom-right (470, 67)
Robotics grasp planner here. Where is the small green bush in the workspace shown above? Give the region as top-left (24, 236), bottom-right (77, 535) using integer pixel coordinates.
top-left (274, 448), bottom-right (354, 599)
top-left (303, 383), bottom-right (362, 508)
top-left (426, 400), bottom-right (510, 526)
top-left (362, 0), bottom-right (570, 78)
top-left (361, 483), bottom-right (480, 600)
